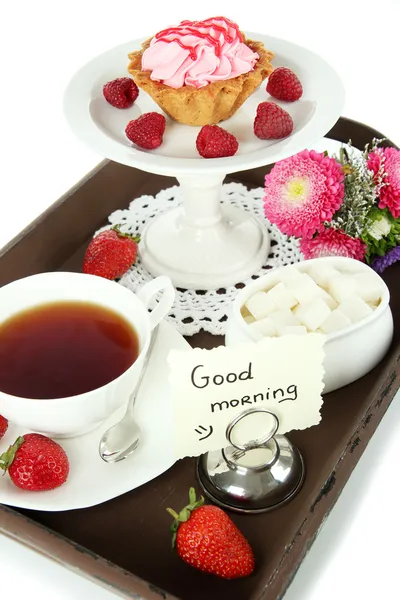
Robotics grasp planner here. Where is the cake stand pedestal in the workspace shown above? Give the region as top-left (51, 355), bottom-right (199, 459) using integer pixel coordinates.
top-left (140, 173), bottom-right (269, 289)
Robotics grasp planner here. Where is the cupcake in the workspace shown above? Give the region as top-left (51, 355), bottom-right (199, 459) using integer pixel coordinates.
top-left (127, 16), bottom-right (274, 127)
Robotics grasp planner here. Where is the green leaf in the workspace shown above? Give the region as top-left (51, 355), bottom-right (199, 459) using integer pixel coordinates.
top-left (0, 436), bottom-right (24, 472)
top-left (178, 508), bottom-right (190, 522)
top-left (111, 224), bottom-right (141, 244)
top-left (171, 531), bottom-right (177, 549)
top-left (166, 488), bottom-right (205, 550)
top-left (166, 508), bottom-right (179, 520)
top-left (189, 487), bottom-right (196, 505)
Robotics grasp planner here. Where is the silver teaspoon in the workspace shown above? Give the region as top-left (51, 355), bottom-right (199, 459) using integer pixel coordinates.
top-left (99, 326), bottom-right (158, 463)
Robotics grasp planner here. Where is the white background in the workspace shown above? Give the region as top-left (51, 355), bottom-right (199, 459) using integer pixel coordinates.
top-left (1, 0), bottom-right (400, 598)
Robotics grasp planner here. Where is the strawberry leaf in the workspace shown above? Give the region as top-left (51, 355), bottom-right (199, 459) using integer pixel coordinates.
top-left (0, 436), bottom-right (24, 472)
top-left (111, 224), bottom-right (141, 244)
top-left (166, 488), bottom-right (205, 549)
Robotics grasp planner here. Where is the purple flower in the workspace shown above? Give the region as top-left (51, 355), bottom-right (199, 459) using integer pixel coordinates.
top-left (371, 245), bottom-right (400, 274)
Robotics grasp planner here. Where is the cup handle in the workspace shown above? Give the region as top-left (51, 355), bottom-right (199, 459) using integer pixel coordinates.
top-left (136, 276), bottom-right (175, 330)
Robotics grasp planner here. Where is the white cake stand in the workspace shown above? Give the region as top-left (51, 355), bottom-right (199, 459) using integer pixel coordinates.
top-left (64, 32), bottom-right (344, 289)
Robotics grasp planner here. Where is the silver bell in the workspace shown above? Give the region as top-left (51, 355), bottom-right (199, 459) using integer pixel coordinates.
top-left (196, 408), bottom-right (305, 514)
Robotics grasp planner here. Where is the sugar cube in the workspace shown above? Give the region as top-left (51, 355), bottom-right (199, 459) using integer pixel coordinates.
top-left (266, 282), bottom-right (298, 310)
top-left (278, 265), bottom-right (304, 286)
top-left (294, 297), bottom-right (332, 331)
top-left (328, 275), bottom-right (357, 303)
top-left (308, 263), bottom-right (341, 289)
top-left (288, 273), bottom-right (324, 304)
top-left (241, 305), bottom-right (252, 318)
top-left (243, 315), bottom-right (256, 324)
top-left (320, 308), bottom-right (352, 334)
top-left (339, 295), bottom-right (373, 323)
top-left (244, 291), bottom-right (277, 320)
top-left (292, 303), bottom-right (303, 317)
top-left (367, 300), bottom-right (380, 310)
top-left (268, 308), bottom-right (300, 333)
top-left (354, 272), bottom-right (382, 304)
top-left (248, 317), bottom-right (277, 337)
top-left (318, 288), bottom-right (338, 310)
top-left (280, 325), bottom-right (308, 336)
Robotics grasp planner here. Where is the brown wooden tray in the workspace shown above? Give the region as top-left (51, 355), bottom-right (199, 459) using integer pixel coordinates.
top-left (0, 117), bottom-right (399, 600)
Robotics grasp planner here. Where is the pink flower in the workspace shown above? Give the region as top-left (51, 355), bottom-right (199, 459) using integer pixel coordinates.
top-left (264, 150), bottom-right (345, 238)
top-left (300, 228), bottom-right (366, 261)
top-left (367, 147), bottom-right (400, 218)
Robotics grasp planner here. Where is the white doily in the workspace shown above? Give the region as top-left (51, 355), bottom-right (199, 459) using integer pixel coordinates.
top-left (102, 182), bottom-right (302, 336)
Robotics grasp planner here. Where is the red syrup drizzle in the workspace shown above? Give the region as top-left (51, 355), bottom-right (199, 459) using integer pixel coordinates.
top-left (154, 16), bottom-right (243, 60)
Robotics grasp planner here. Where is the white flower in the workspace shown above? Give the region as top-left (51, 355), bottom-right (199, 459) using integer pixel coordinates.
top-left (367, 213), bottom-right (392, 240)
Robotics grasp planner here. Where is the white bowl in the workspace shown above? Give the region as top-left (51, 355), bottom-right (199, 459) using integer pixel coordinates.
top-left (225, 257), bottom-right (394, 394)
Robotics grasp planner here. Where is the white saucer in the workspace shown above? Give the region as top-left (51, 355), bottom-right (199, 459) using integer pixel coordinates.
top-left (0, 320), bottom-right (190, 512)
top-left (63, 32), bottom-right (345, 177)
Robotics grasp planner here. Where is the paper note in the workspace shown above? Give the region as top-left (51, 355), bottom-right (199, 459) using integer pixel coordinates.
top-left (168, 335), bottom-right (325, 460)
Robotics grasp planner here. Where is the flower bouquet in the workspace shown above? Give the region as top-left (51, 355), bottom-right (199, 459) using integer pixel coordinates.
top-left (264, 139), bottom-right (400, 274)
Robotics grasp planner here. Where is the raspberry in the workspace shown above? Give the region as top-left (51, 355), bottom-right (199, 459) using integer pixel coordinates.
top-left (266, 67), bottom-right (303, 102)
top-left (196, 125), bottom-right (239, 159)
top-left (103, 77), bottom-right (139, 109)
top-left (254, 102), bottom-right (294, 140)
top-left (125, 113), bottom-right (166, 150)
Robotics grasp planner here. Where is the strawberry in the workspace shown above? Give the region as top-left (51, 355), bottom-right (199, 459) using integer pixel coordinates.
top-left (254, 102), bottom-right (294, 140)
top-left (196, 125), bottom-right (239, 159)
top-left (266, 67), bottom-right (303, 102)
top-left (103, 77), bottom-right (139, 109)
top-left (167, 488), bottom-right (255, 579)
top-left (125, 112), bottom-right (166, 150)
top-left (83, 225), bottom-right (140, 280)
top-left (0, 434), bottom-right (69, 491)
top-left (0, 415), bottom-right (8, 439)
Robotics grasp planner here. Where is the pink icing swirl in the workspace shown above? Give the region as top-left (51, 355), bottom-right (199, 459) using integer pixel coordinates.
top-left (141, 17), bottom-right (259, 89)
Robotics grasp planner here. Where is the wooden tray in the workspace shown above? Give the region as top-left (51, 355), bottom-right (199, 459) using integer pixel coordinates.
top-left (1, 118), bottom-right (399, 600)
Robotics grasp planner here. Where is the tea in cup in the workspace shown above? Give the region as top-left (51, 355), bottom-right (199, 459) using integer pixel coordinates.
top-left (0, 272), bottom-right (175, 437)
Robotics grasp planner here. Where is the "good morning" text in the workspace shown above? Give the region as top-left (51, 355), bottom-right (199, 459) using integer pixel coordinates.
top-left (190, 363), bottom-right (298, 413)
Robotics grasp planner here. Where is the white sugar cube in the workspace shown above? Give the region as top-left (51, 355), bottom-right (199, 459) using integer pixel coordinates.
top-left (288, 274), bottom-right (324, 304)
top-left (294, 297), bottom-right (332, 331)
top-left (328, 275), bottom-right (357, 303)
top-left (339, 295), bottom-right (373, 323)
top-left (278, 266), bottom-right (304, 286)
top-left (292, 303), bottom-right (303, 317)
top-left (354, 272), bottom-right (382, 304)
top-left (280, 325), bottom-right (308, 336)
top-left (266, 282), bottom-right (298, 310)
top-left (320, 308), bottom-right (352, 334)
top-left (245, 291), bottom-right (277, 320)
top-left (243, 315), bottom-right (256, 324)
top-left (368, 300), bottom-right (380, 310)
top-left (308, 263), bottom-right (341, 289)
top-left (248, 317), bottom-right (277, 337)
top-left (318, 288), bottom-right (339, 310)
top-left (268, 308), bottom-right (300, 333)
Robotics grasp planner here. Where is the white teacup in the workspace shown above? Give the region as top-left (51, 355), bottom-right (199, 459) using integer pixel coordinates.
top-left (0, 272), bottom-right (175, 437)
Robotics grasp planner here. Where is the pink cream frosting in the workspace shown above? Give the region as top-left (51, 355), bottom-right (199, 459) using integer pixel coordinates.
top-left (141, 17), bottom-right (259, 89)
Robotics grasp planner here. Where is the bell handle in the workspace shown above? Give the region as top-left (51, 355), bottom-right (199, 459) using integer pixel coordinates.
top-left (226, 408), bottom-right (280, 451)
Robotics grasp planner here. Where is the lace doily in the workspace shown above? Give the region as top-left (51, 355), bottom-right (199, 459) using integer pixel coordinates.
top-left (102, 182), bottom-right (302, 336)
